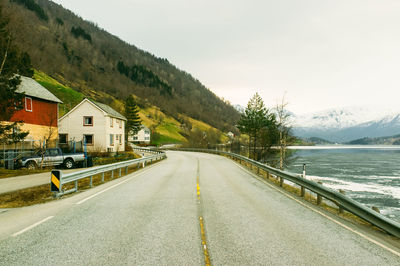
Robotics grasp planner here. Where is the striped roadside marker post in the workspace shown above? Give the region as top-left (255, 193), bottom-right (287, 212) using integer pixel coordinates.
top-left (51, 170), bottom-right (62, 196)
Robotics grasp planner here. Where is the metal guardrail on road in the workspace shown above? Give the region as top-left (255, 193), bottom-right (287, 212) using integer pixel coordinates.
top-left (51, 150), bottom-right (166, 196)
top-left (166, 148), bottom-right (400, 238)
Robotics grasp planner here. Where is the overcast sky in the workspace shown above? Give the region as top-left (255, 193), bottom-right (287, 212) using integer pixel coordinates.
top-left (52, 0), bottom-right (400, 114)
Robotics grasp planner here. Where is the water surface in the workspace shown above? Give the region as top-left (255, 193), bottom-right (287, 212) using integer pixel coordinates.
top-left (286, 146), bottom-right (400, 223)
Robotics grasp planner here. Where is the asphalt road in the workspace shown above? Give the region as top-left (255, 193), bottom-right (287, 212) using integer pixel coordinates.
top-left (0, 151), bottom-right (399, 265)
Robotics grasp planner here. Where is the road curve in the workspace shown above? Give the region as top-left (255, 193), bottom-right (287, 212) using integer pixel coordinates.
top-left (0, 151), bottom-right (399, 265)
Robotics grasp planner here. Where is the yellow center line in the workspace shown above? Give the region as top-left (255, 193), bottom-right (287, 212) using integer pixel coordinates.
top-left (199, 216), bottom-right (211, 266)
top-left (197, 159), bottom-right (211, 266)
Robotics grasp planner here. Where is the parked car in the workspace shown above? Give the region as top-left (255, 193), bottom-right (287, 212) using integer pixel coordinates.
top-left (15, 148), bottom-right (86, 170)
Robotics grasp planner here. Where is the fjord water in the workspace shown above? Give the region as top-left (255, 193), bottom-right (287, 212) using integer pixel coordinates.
top-left (286, 146), bottom-right (400, 223)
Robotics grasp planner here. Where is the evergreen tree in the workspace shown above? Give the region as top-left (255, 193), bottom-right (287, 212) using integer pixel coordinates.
top-left (237, 93), bottom-right (276, 160)
top-left (124, 95), bottom-right (142, 141)
top-left (0, 4), bottom-right (31, 144)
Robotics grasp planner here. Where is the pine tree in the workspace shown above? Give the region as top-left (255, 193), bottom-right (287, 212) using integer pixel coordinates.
top-left (0, 3), bottom-right (32, 144)
top-left (237, 93), bottom-right (276, 160)
top-left (124, 95), bottom-right (142, 141)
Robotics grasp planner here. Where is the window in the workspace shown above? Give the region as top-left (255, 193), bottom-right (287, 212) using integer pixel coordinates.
top-left (83, 116), bottom-right (93, 126)
top-left (119, 134), bottom-right (122, 145)
top-left (25, 97), bottom-right (32, 112)
top-left (119, 120), bottom-right (122, 129)
top-left (59, 134), bottom-right (68, 144)
top-left (145, 137), bottom-right (150, 141)
top-left (110, 117), bottom-right (113, 127)
top-left (110, 134), bottom-right (114, 146)
top-left (49, 149), bottom-right (60, 156)
top-left (133, 136), bottom-right (138, 140)
top-left (145, 130), bottom-right (150, 135)
top-left (83, 134), bottom-right (94, 145)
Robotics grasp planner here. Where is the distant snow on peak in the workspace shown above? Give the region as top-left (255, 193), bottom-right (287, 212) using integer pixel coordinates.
top-left (294, 106), bottom-right (400, 129)
top-left (233, 104), bottom-right (245, 114)
top-left (292, 105), bottom-right (400, 142)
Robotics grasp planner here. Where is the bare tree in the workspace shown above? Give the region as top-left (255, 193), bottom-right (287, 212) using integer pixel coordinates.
top-left (275, 94), bottom-right (291, 170)
top-left (39, 111), bottom-right (58, 168)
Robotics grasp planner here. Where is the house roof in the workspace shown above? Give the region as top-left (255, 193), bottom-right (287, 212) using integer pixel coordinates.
top-left (59, 98), bottom-right (127, 121)
top-left (16, 76), bottom-right (63, 103)
top-left (91, 100), bottom-right (127, 121)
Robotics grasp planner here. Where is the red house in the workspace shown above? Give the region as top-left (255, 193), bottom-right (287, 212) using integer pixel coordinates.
top-left (8, 76), bottom-right (62, 141)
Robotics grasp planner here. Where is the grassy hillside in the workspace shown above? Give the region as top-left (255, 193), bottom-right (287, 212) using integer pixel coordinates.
top-left (34, 71), bottom-right (225, 145)
top-left (4, 0), bottom-right (240, 132)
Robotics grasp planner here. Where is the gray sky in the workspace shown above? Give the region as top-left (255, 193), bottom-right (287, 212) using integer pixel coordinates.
top-left (52, 0), bottom-right (400, 114)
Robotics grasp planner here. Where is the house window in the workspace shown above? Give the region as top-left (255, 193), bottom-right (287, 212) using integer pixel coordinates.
top-left (110, 117), bottom-right (113, 127)
top-left (133, 136), bottom-right (138, 140)
top-left (119, 134), bottom-right (122, 144)
top-left (145, 137), bottom-right (150, 141)
top-left (83, 116), bottom-right (93, 126)
top-left (145, 130), bottom-right (150, 135)
top-left (83, 134), bottom-right (94, 145)
top-left (110, 134), bottom-right (114, 146)
top-left (25, 97), bottom-right (33, 112)
top-left (119, 120), bottom-right (122, 129)
top-left (59, 134), bottom-right (68, 144)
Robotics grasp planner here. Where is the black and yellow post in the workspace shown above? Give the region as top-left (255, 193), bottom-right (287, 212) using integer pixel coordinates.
top-left (51, 170), bottom-right (62, 193)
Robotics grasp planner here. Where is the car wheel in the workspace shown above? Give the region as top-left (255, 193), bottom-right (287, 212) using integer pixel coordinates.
top-left (26, 161), bottom-right (37, 170)
top-left (64, 158), bottom-right (74, 169)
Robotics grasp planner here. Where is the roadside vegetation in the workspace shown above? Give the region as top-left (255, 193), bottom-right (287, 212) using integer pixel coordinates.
top-left (0, 168), bottom-right (48, 179)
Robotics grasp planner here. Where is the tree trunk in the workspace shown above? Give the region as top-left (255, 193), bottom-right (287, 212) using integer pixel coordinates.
top-left (0, 36), bottom-right (11, 75)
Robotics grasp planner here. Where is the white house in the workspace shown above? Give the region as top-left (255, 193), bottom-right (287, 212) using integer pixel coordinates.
top-left (58, 98), bottom-right (127, 152)
top-left (227, 132), bottom-right (235, 139)
top-left (129, 125), bottom-right (151, 144)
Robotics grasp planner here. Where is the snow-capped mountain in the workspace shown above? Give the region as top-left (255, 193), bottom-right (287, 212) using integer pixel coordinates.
top-left (293, 106), bottom-right (400, 142)
top-left (234, 104), bottom-right (245, 114)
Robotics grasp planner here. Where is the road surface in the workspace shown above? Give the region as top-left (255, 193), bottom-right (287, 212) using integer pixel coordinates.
top-left (0, 151), bottom-right (399, 265)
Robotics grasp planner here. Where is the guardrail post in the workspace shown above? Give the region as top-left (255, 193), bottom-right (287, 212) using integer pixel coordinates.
top-left (111, 170), bottom-right (114, 179)
top-left (137, 163), bottom-right (140, 169)
top-left (90, 176), bottom-right (93, 187)
top-left (101, 173), bottom-right (105, 182)
top-left (339, 189), bottom-right (345, 214)
top-left (301, 164), bottom-right (306, 197)
top-left (119, 168), bottom-right (122, 177)
top-left (317, 182), bottom-right (322, 205)
top-left (257, 166), bottom-right (259, 174)
top-left (125, 166), bottom-right (128, 175)
top-left (266, 172), bottom-right (270, 179)
top-left (279, 177), bottom-right (283, 187)
top-left (372, 206), bottom-right (380, 213)
top-left (75, 180), bottom-right (78, 191)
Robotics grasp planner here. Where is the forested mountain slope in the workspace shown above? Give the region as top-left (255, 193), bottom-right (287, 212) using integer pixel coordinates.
top-left (3, 0), bottom-right (239, 131)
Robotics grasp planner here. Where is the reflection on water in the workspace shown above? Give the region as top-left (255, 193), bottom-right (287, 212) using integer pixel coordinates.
top-left (286, 146), bottom-right (400, 223)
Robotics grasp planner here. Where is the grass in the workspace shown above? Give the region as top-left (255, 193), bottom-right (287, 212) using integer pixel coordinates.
top-left (0, 168), bottom-right (48, 179)
top-left (91, 151), bottom-right (140, 165)
top-left (33, 70), bottom-right (85, 116)
top-left (0, 158), bottom-right (163, 208)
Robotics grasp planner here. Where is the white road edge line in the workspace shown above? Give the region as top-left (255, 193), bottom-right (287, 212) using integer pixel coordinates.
top-left (234, 162), bottom-right (400, 258)
top-left (76, 166), bottom-right (155, 205)
top-left (12, 216), bottom-right (54, 237)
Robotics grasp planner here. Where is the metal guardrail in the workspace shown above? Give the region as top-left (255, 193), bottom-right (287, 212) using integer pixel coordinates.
top-left (52, 150), bottom-right (166, 196)
top-left (167, 148), bottom-right (400, 238)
